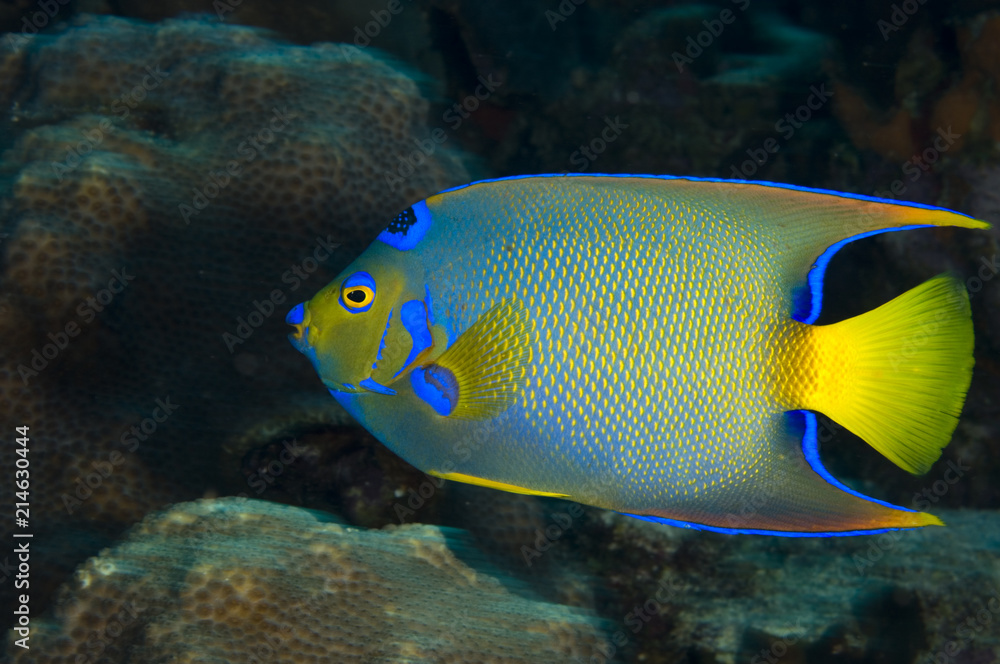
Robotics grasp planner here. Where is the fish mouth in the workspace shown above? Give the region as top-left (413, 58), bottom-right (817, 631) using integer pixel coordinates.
top-left (286, 301), bottom-right (396, 396)
top-left (286, 302), bottom-right (311, 355)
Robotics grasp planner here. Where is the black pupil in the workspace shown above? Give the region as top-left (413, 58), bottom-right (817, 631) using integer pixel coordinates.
top-left (347, 289), bottom-right (366, 303)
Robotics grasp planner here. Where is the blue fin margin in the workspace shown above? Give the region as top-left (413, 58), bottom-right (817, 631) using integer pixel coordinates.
top-left (436, 173), bottom-right (965, 324)
top-left (623, 411), bottom-right (921, 537)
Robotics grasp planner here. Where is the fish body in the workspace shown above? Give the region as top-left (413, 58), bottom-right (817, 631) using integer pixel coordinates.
top-left (288, 175), bottom-right (988, 536)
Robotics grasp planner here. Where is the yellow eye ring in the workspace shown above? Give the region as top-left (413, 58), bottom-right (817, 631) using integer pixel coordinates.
top-left (339, 271), bottom-right (377, 314)
top-left (342, 285), bottom-right (374, 310)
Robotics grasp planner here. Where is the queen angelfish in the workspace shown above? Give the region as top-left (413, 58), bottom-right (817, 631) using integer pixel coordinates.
top-left (286, 175), bottom-right (989, 536)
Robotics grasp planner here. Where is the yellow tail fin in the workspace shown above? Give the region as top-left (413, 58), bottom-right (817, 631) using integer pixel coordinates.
top-left (796, 275), bottom-right (974, 474)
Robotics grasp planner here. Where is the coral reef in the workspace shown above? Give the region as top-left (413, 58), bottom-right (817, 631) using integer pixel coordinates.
top-left (5, 497), bottom-right (609, 663)
top-left (831, 13), bottom-right (1000, 162)
top-left (422, 1), bottom-right (834, 179)
top-left (0, 13), bottom-right (467, 618)
top-left (592, 509), bottom-right (1000, 663)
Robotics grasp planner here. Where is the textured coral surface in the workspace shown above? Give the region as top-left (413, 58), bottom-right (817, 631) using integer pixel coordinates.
top-left (6, 498), bottom-right (609, 663)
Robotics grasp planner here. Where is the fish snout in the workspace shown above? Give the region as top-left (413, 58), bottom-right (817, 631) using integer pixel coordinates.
top-left (286, 302), bottom-right (311, 353)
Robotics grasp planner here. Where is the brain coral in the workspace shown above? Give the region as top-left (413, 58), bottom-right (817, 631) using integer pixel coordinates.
top-left (0, 13), bottom-right (467, 619)
top-left (6, 497), bottom-right (609, 663)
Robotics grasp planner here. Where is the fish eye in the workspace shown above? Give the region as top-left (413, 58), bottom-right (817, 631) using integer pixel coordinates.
top-left (339, 271), bottom-right (377, 314)
top-left (344, 286), bottom-right (373, 307)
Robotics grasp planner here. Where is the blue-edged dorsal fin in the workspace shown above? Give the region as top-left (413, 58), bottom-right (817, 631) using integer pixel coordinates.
top-left (432, 174), bottom-right (989, 323)
top-left (624, 411), bottom-right (942, 537)
top-left (682, 180), bottom-right (989, 324)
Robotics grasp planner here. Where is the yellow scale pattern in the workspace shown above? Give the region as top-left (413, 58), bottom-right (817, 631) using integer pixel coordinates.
top-left (437, 182), bottom-right (794, 509)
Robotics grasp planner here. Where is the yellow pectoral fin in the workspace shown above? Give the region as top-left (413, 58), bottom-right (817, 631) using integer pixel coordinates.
top-left (412, 299), bottom-right (534, 419)
top-left (428, 470), bottom-right (570, 498)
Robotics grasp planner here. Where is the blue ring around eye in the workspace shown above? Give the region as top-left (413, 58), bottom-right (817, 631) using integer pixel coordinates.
top-left (339, 271), bottom-right (377, 314)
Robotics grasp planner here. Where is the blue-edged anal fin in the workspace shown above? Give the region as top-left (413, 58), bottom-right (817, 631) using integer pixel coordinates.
top-left (628, 411), bottom-right (942, 536)
top-left (708, 180), bottom-right (990, 323)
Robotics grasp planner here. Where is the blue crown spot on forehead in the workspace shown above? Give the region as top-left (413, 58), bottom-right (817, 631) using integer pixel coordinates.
top-left (377, 200), bottom-right (432, 251)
